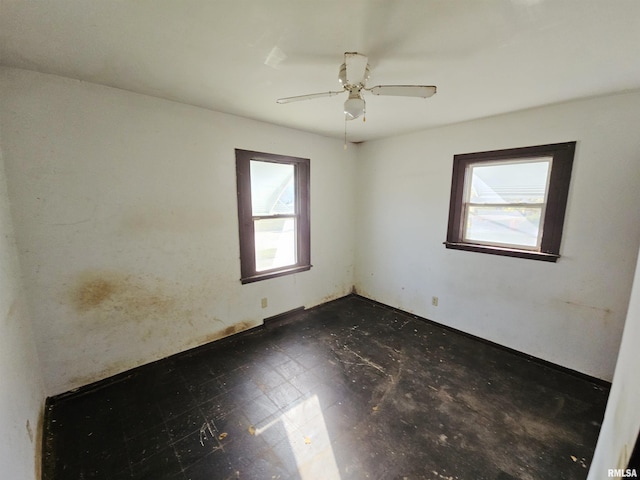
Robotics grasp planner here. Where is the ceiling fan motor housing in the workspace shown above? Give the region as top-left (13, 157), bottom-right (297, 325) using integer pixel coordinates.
top-left (338, 62), bottom-right (370, 89)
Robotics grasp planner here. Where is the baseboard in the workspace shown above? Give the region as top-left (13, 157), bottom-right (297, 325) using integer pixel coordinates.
top-left (351, 293), bottom-right (611, 389)
top-left (264, 306), bottom-right (305, 328)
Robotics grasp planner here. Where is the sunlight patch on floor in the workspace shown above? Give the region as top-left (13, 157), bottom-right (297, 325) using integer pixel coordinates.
top-left (256, 394), bottom-right (342, 479)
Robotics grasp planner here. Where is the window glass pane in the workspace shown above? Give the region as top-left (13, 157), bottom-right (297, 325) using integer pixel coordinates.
top-left (464, 205), bottom-right (542, 248)
top-left (254, 218), bottom-right (296, 272)
top-left (250, 161), bottom-right (295, 215)
top-left (469, 158), bottom-right (551, 204)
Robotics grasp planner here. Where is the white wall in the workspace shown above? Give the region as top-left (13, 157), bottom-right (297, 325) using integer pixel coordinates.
top-left (588, 246), bottom-right (640, 477)
top-left (355, 91), bottom-right (640, 381)
top-left (0, 67), bottom-right (356, 396)
top-left (0, 135), bottom-right (45, 478)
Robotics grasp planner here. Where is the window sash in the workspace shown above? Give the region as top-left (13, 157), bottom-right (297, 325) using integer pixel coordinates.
top-left (460, 157), bottom-right (552, 250)
top-left (253, 215), bottom-right (298, 272)
top-left (462, 203), bottom-right (545, 250)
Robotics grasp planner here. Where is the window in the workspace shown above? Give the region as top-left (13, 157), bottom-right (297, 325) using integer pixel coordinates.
top-left (235, 149), bottom-right (311, 283)
top-left (445, 142), bottom-right (575, 262)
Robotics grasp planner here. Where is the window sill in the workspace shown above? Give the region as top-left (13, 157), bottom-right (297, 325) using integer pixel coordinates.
top-left (240, 264), bottom-right (312, 284)
top-left (444, 242), bottom-right (560, 262)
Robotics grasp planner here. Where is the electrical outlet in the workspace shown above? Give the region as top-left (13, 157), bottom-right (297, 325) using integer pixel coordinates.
top-left (261, 297), bottom-right (268, 308)
top-left (432, 296), bottom-right (439, 307)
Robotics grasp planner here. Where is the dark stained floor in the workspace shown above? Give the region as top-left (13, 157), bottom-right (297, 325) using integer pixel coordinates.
top-left (42, 295), bottom-right (609, 480)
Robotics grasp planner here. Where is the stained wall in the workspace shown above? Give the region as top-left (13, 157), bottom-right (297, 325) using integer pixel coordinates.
top-left (0, 67), bottom-right (357, 395)
top-left (0, 131), bottom-right (45, 479)
top-left (3, 65), bottom-right (639, 396)
top-left (354, 91), bottom-right (640, 381)
top-left (588, 246), bottom-right (640, 477)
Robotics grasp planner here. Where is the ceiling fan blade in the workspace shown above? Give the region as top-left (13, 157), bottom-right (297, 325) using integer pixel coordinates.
top-left (345, 52), bottom-right (369, 85)
top-left (276, 91), bottom-right (344, 104)
top-left (366, 85), bottom-right (437, 98)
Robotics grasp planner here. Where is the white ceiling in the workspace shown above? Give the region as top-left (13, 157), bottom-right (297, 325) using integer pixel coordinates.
top-left (2, 0), bottom-right (640, 143)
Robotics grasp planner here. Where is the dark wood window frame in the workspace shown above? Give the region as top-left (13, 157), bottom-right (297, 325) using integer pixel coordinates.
top-left (445, 141), bottom-right (576, 262)
top-left (235, 149), bottom-right (311, 284)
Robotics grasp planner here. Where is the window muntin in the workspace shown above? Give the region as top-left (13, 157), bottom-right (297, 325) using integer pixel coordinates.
top-left (236, 149), bottom-right (310, 283)
top-left (446, 142), bottom-right (575, 262)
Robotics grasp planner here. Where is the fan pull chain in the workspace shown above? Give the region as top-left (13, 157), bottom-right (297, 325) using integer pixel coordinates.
top-left (344, 116), bottom-right (348, 150)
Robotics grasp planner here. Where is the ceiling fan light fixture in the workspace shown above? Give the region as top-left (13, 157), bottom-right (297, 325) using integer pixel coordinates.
top-left (344, 92), bottom-right (365, 120)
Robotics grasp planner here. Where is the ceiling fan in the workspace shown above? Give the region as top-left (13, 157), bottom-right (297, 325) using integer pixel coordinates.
top-left (276, 52), bottom-right (437, 121)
